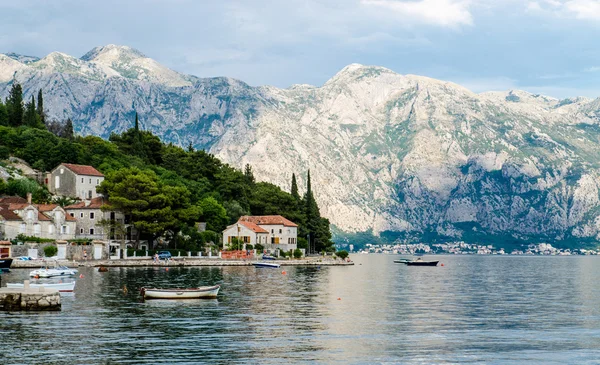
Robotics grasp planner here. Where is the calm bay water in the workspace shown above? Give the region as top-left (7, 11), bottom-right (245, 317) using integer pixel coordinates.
top-left (2, 255), bottom-right (600, 364)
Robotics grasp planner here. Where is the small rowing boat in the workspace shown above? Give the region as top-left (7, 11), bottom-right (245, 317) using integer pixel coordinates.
top-left (253, 262), bottom-right (280, 268)
top-left (140, 285), bottom-right (220, 300)
top-left (6, 281), bottom-right (76, 292)
top-left (405, 260), bottom-right (439, 266)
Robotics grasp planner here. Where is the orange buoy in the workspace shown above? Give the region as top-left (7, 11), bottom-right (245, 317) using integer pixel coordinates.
top-left (441, 263), bottom-right (444, 267)
top-left (79, 274), bottom-right (84, 278)
top-left (337, 297), bottom-right (341, 300)
top-left (165, 267), bottom-right (169, 271)
top-left (34, 274), bottom-right (39, 279)
top-left (281, 270), bottom-right (287, 275)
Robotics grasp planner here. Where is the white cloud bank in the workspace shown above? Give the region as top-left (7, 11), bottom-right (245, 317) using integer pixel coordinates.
top-left (361, 0), bottom-right (474, 27)
top-left (528, 0), bottom-right (600, 20)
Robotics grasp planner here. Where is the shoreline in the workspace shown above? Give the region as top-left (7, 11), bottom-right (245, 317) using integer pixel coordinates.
top-left (10, 258), bottom-right (354, 268)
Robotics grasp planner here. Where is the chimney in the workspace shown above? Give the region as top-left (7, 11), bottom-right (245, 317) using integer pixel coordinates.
top-left (27, 192), bottom-right (32, 204)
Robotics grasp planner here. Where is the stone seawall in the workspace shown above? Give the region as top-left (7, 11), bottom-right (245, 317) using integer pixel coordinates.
top-left (0, 288), bottom-right (61, 311)
top-left (81, 258), bottom-right (354, 267)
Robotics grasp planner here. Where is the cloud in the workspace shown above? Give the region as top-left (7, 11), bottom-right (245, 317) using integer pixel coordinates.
top-left (565, 0), bottom-right (600, 20)
top-left (361, 0), bottom-right (474, 27)
top-left (526, 0), bottom-right (600, 20)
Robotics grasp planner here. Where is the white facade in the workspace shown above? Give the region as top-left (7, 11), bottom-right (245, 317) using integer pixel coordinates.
top-left (0, 204), bottom-right (76, 241)
top-left (222, 215), bottom-right (298, 253)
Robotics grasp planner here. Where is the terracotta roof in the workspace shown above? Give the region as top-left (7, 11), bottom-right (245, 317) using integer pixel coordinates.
top-left (0, 196), bottom-right (27, 204)
top-left (36, 204), bottom-right (59, 212)
top-left (239, 215), bottom-right (298, 227)
top-left (65, 214), bottom-right (77, 222)
top-left (61, 163), bottom-right (104, 177)
top-left (7, 203), bottom-right (29, 210)
top-left (0, 206), bottom-right (22, 221)
top-left (38, 212), bottom-right (51, 221)
top-left (65, 197), bottom-right (105, 210)
top-left (238, 221), bottom-right (269, 234)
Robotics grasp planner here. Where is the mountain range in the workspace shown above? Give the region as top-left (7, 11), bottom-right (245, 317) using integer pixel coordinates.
top-left (3, 45), bottom-right (600, 247)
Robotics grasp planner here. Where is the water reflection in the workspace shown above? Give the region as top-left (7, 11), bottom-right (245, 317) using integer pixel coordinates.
top-left (1, 256), bottom-right (600, 364)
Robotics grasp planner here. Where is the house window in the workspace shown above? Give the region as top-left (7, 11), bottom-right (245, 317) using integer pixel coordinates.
top-left (88, 190), bottom-right (92, 199)
top-left (80, 228), bottom-right (84, 234)
top-left (271, 229), bottom-right (274, 233)
top-left (70, 213), bottom-right (74, 217)
top-left (96, 179), bottom-right (100, 185)
top-left (89, 178), bottom-right (92, 184)
top-left (279, 229), bottom-right (282, 234)
top-left (60, 168), bottom-right (64, 174)
top-left (27, 210), bottom-right (33, 219)
top-left (34, 224), bottom-right (41, 235)
top-left (19, 224), bottom-right (25, 233)
top-left (90, 212), bottom-right (95, 219)
top-left (80, 212), bottom-right (84, 218)
top-left (90, 228), bottom-right (95, 235)
top-left (48, 225), bottom-right (54, 234)
top-left (81, 178), bottom-right (84, 183)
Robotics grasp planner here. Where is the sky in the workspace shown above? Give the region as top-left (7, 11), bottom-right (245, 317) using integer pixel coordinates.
top-left (2, 0), bottom-right (600, 98)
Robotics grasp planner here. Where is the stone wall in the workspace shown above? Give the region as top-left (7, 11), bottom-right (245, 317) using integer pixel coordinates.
top-left (0, 289), bottom-right (61, 311)
top-left (11, 243), bottom-right (94, 260)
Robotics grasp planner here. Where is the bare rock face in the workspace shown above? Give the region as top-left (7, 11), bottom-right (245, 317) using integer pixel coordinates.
top-left (3, 47), bottom-right (600, 245)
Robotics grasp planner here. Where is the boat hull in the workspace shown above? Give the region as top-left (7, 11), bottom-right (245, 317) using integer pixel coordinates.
top-left (0, 258), bottom-right (12, 271)
top-left (29, 268), bottom-right (78, 278)
top-left (7, 282), bottom-right (75, 292)
top-left (142, 285), bottom-right (220, 300)
top-left (405, 261), bottom-right (439, 266)
top-left (253, 262), bottom-right (281, 268)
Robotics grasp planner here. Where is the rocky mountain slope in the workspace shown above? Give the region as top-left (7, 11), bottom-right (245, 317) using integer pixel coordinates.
top-left (3, 45), bottom-right (600, 245)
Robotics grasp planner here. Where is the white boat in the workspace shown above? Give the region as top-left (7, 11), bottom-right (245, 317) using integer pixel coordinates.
top-left (140, 285), bottom-right (220, 300)
top-left (29, 266), bottom-right (78, 278)
top-left (6, 281), bottom-right (76, 292)
top-left (253, 262), bottom-right (281, 268)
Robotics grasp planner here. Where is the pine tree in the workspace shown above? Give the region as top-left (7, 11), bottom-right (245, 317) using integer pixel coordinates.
top-left (291, 173), bottom-right (300, 201)
top-left (63, 118), bottom-right (74, 140)
top-left (36, 89), bottom-right (45, 125)
top-left (0, 101), bottom-right (8, 126)
top-left (6, 82), bottom-right (24, 127)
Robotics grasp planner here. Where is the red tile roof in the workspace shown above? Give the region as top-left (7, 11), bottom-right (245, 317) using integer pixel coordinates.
top-left (7, 203), bottom-right (29, 210)
top-left (36, 204), bottom-right (59, 212)
top-left (239, 215), bottom-right (298, 227)
top-left (65, 197), bottom-right (105, 210)
top-left (65, 214), bottom-right (77, 222)
top-left (238, 221), bottom-right (269, 233)
top-left (61, 163), bottom-right (104, 177)
top-left (0, 196), bottom-right (27, 204)
top-left (38, 212), bottom-right (51, 221)
top-left (0, 205), bottom-right (22, 221)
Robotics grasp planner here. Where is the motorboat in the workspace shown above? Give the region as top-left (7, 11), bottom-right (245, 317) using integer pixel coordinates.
top-left (140, 285), bottom-right (220, 300)
top-left (393, 258), bottom-right (413, 264)
top-left (262, 254), bottom-right (277, 260)
top-left (29, 264), bottom-right (78, 278)
top-left (253, 262), bottom-right (281, 268)
top-left (0, 258), bottom-right (12, 272)
top-left (7, 281), bottom-right (76, 292)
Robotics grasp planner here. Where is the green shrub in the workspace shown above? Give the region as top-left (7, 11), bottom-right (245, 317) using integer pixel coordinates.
top-left (293, 248), bottom-right (303, 259)
top-left (14, 234), bottom-right (54, 243)
top-left (246, 244), bottom-right (253, 250)
top-left (336, 250), bottom-right (349, 260)
top-left (43, 245), bottom-right (58, 257)
top-left (279, 250), bottom-right (287, 258)
top-left (255, 244), bottom-right (264, 253)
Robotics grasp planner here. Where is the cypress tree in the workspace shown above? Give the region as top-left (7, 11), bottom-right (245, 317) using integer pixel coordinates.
top-left (63, 118), bottom-right (74, 140)
top-left (36, 89), bottom-right (45, 124)
top-left (244, 164), bottom-right (255, 184)
top-left (291, 173), bottom-right (300, 201)
top-left (0, 101), bottom-right (7, 126)
top-left (6, 82), bottom-right (24, 127)
top-left (187, 141), bottom-right (194, 152)
top-left (24, 95), bottom-right (38, 127)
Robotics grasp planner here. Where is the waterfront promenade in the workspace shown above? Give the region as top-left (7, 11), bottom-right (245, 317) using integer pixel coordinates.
top-left (11, 257), bottom-right (354, 268)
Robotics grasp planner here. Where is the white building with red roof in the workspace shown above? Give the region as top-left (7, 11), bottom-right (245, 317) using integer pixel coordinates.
top-left (0, 195), bottom-right (76, 240)
top-left (48, 163), bottom-right (105, 200)
top-left (222, 215), bottom-right (298, 253)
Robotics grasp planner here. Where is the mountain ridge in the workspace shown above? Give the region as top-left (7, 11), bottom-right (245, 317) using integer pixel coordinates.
top-left (3, 45), bottom-right (600, 246)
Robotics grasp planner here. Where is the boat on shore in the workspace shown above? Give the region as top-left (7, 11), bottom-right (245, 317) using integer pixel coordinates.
top-left (253, 262), bottom-right (281, 268)
top-left (0, 258), bottom-right (13, 272)
top-left (7, 281), bottom-right (76, 292)
top-left (140, 285), bottom-right (220, 300)
top-left (262, 254), bottom-right (276, 260)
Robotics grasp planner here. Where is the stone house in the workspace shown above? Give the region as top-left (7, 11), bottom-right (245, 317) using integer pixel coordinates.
top-left (0, 195), bottom-right (77, 241)
top-left (222, 215), bottom-right (298, 252)
top-left (48, 163), bottom-right (104, 200)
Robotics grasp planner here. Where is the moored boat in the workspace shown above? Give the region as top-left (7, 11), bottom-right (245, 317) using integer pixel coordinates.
top-left (393, 258), bottom-right (413, 264)
top-left (405, 260), bottom-right (439, 266)
top-left (29, 265), bottom-right (78, 278)
top-left (253, 262), bottom-right (281, 268)
top-left (0, 258), bottom-right (13, 272)
top-left (7, 281), bottom-right (76, 292)
top-left (140, 285), bottom-right (220, 300)
top-left (262, 254), bottom-right (276, 260)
